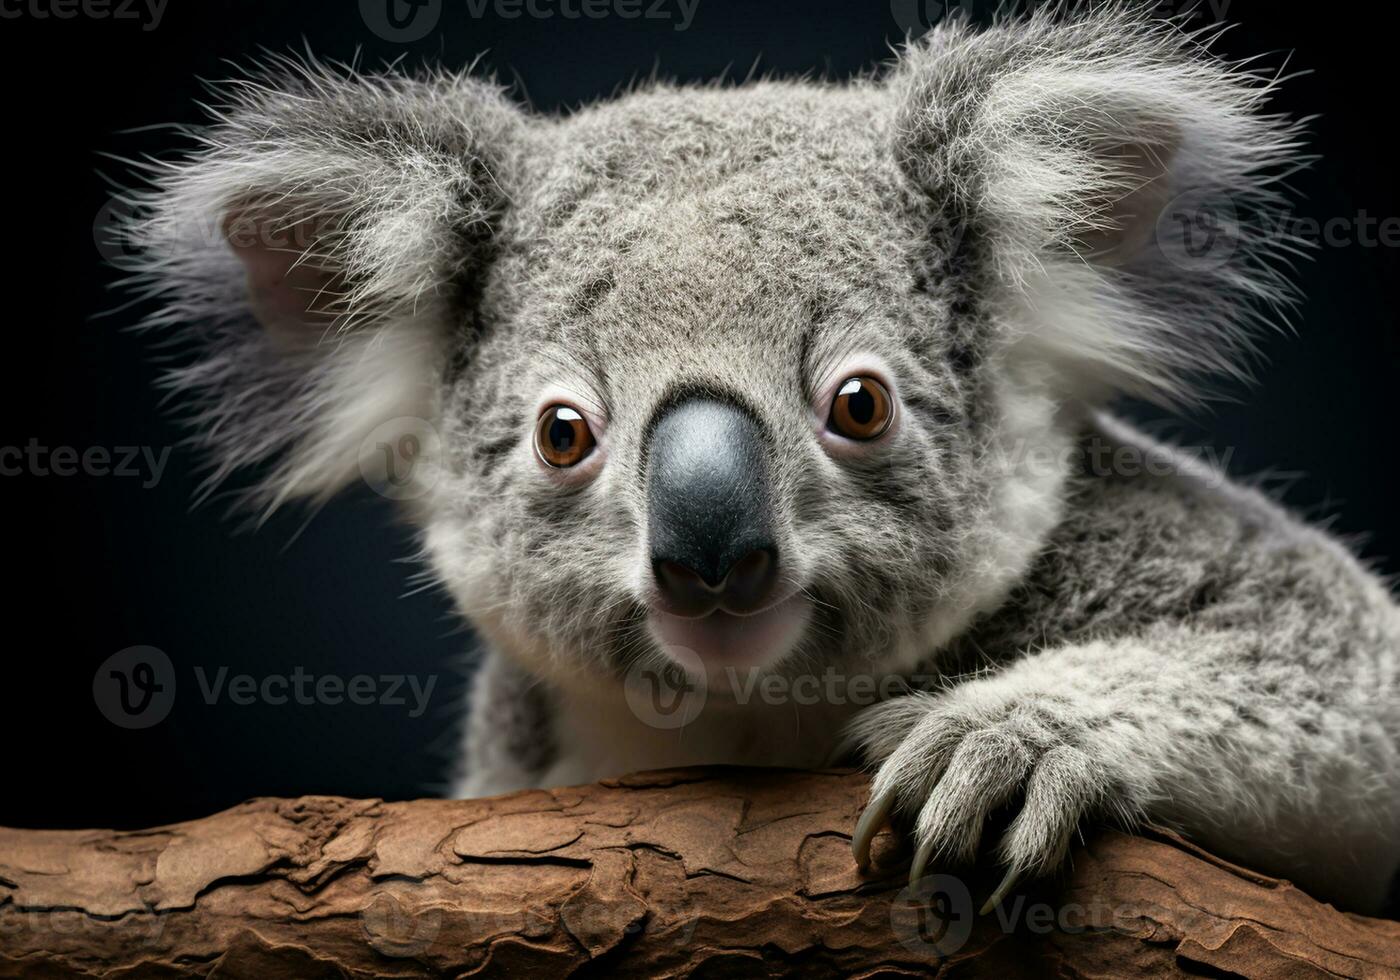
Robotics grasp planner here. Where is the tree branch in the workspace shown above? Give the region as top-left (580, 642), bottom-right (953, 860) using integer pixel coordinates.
top-left (2, 768), bottom-right (1396, 977)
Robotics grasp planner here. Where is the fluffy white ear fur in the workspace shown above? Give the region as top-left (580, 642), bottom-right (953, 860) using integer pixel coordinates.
top-left (211, 203), bottom-right (449, 510)
top-left (121, 61), bottom-right (521, 512)
top-left (894, 5), bottom-right (1307, 405)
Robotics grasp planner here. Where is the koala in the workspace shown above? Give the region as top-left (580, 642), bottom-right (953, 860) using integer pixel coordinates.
top-left (126, 5), bottom-right (1400, 914)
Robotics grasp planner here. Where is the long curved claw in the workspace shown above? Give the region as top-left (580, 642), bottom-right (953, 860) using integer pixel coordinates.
top-left (908, 837), bottom-right (937, 887)
top-left (851, 785), bottom-right (895, 871)
top-left (979, 866), bottom-right (1024, 915)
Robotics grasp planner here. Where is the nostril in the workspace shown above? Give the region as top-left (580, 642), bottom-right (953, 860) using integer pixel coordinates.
top-left (717, 547), bottom-right (779, 615)
top-left (652, 546), bottom-right (780, 618)
top-left (653, 559), bottom-right (722, 618)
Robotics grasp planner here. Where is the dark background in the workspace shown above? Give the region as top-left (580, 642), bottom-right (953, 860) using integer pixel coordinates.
top-left (2, 0), bottom-right (1396, 830)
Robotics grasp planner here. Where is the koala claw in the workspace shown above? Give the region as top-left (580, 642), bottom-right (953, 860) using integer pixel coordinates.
top-left (980, 866), bottom-right (1023, 915)
top-left (908, 837), bottom-right (937, 887)
top-left (846, 687), bottom-right (1123, 903)
top-left (851, 783), bottom-right (896, 871)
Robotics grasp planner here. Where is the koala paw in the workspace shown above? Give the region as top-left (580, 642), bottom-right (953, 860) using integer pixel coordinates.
top-left (843, 686), bottom-right (1129, 912)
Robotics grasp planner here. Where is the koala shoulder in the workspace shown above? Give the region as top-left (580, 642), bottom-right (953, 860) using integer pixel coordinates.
top-left (949, 414), bottom-right (1400, 667)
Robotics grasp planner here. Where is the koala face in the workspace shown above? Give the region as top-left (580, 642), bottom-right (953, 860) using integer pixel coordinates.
top-left (131, 8), bottom-right (1295, 692)
top-left (428, 85), bottom-right (995, 686)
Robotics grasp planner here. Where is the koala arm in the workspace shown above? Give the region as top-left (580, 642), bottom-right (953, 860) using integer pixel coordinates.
top-left (452, 647), bottom-right (558, 798)
top-left (850, 627), bottom-right (1399, 913)
top-left (847, 423), bottom-right (1400, 914)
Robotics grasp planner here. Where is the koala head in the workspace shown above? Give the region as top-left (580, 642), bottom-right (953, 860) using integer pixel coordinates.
top-left (129, 7), bottom-right (1297, 693)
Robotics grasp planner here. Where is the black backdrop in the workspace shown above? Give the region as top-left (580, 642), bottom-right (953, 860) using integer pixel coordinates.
top-left (2, 0), bottom-right (1396, 830)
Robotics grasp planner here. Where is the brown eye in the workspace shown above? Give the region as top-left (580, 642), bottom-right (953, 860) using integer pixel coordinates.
top-left (535, 404), bottom-right (596, 467)
top-left (828, 376), bottom-right (893, 440)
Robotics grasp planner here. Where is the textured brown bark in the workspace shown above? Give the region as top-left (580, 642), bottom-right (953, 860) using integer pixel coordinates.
top-left (1, 767), bottom-right (1397, 978)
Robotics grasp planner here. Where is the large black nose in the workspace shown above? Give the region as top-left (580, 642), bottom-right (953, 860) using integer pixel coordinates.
top-left (647, 399), bottom-right (779, 617)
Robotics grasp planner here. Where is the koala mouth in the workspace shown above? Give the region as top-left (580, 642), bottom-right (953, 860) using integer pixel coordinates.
top-left (648, 591), bottom-right (812, 671)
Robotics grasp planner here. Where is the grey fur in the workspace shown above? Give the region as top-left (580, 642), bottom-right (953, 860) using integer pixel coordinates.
top-left (125, 5), bottom-right (1398, 912)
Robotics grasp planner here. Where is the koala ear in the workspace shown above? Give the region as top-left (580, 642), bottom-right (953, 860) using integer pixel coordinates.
top-left (892, 7), bottom-right (1305, 404)
top-left (1069, 132), bottom-right (1179, 267)
top-left (126, 63), bottom-right (524, 510)
top-left (219, 209), bottom-right (343, 349)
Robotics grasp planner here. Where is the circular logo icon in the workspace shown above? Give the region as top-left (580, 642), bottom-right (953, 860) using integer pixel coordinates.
top-left (92, 196), bottom-right (145, 271)
top-left (360, 0), bottom-right (442, 43)
top-left (1154, 189), bottom-right (1240, 273)
top-left (890, 872), bottom-right (974, 960)
top-left (361, 883), bottom-right (444, 958)
top-left (889, 0), bottom-right (976, 37)
top-left (623, 645), bottom-right (707, 730)
top-left (358, 416), bottom-right (444, 500)
top-left (93, 645), bottom-right (176, 730)
top-left (559, 890), bottom-right (646, 949)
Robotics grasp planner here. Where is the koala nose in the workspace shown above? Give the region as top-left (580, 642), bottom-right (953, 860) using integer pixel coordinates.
top-left (646, 398), bottom-right (780, 617)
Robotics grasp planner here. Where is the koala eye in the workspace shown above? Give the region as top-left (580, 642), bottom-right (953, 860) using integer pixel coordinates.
top-left (535, 404), bottom-right (596, 467)
top-left (827, 376), bottom-right (893, 441)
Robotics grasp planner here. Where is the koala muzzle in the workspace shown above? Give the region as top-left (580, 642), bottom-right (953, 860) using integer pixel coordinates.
top-left (647, 399), bottom-right (779, 618)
